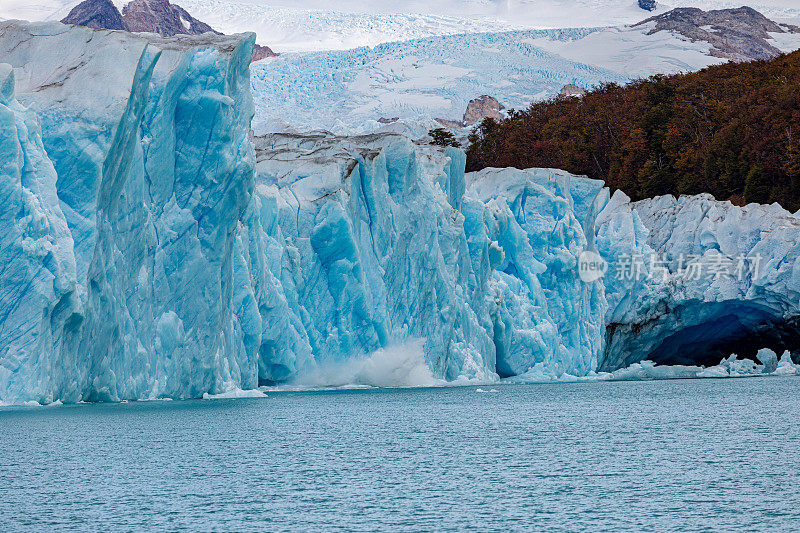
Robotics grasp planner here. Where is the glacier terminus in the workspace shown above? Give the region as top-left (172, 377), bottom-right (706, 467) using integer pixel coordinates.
top-left (1, 21), bottom-right (799, 404)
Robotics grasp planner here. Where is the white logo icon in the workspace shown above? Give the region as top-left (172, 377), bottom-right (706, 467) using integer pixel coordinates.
top-left (578, 251), bottom-right (608, 283)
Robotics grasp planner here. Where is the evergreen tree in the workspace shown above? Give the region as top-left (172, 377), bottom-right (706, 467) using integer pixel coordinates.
top-left (428, 128), bottom-right (460, 147)
top-left (744, 166), bottom-right (771, 204)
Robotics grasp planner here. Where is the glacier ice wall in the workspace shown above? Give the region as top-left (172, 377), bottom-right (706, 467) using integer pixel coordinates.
top-left (0, 63), bottom-right (79, 403)
top-left (596, 191), bottom-right (800, 370)
top-left (0, 22), bottom-right (258, 403)
top-left (0, 22), bottom-right (608, 402)
top-left (464, 167), bottom-right (607, 377)
top-left (237, 136), bottom-right (607, 384)
top-left (1, 21), bottom-right (799, 403)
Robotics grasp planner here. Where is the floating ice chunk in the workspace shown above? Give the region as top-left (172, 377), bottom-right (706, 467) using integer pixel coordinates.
top-left (756, 348), bottom-right (779, 374)
top-left (610, 360), bottom-right (702, 381)
top-left (505, 363), bottom-right (562, 384)
top-left (696, 365), bottom-right (729, 378)
top-left (202, 389), bottom-right (267, 400)
top-left (723, 355), bottom-right (761, 376)
top-left (774, 351), bottom-right (799, 375)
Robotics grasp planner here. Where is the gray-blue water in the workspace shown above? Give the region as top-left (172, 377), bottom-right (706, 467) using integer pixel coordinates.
top-left (2, 377), bottom-right (799, 532)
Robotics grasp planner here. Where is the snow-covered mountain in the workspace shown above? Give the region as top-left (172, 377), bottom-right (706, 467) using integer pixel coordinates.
top-left (4, 0), bottom-right (800, 52)
top-left (635, 6), bottom-right (800, 61)
top-left (59, 0), bottom-right (277, 60)
top-left (184, 0), bottom-right (800, 53)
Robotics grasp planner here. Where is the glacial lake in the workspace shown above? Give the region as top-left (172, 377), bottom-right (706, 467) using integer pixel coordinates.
top-left (2, 377), bottom-right (799, 531)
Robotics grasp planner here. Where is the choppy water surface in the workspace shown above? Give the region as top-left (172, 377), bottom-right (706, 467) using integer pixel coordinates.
top-left (2, 377), bottom-right (799, 531)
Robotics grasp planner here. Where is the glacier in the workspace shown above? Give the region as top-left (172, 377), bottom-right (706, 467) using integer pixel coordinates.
top-left (1, 21), bottom-right (799, 404)
top-left (247, 23), bottom-right (800, 135)
top-left (596, 191), bottom-right (800, 371)
top-left (0, 21), bottom-right (258, 403)
top-left (248, 28), bottom-right (626, 134)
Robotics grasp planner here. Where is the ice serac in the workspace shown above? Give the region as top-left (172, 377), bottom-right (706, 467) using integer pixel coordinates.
top-left (243, 134), bottom-right (497, 381)
top-left (0, 63), bottom-right (79, 403)
top-left (465, 168), bottom-right (607, 377)
top-left (236, 140), bottom-right (607, 383)
top-left (0, 21), bottom-right (256, 403)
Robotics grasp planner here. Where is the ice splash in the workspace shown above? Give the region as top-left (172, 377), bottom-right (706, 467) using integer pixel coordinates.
top-left (282, 340), bottom-right (443, 390)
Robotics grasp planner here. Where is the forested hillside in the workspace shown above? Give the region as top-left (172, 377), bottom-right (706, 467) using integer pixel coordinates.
top-left (466, 50), bottom-right (800, 210)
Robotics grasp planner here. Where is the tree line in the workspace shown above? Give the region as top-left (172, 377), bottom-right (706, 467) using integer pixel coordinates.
top-left (466, 50), bottom-right (800, 211)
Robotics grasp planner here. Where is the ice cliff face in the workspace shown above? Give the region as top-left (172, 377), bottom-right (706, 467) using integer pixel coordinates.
top-left (0, 21), bottom-right (257, 403)
top-left (0, 63), bottom-right (79, 404)
top-left (238, 141), bottom-right (606, 383)
top-left (596, 191), bottom-right (800, 370)
top-left (0, 16), bottom-right (608, 402)
top-left (1, 21), bottom-right (798, 403)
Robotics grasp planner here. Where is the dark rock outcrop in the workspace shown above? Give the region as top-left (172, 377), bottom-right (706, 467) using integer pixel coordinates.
top-left (62, 0), bottom-right (277, 62)
top-left (463, 95), bottom-right (504, 127)
top-left (559, 84), bottom-right (587, 98)
top-left (121, 0), bottom-right (219, 36)
top-left (432, 96), bottom-right (507, 129)
top-left (638, 0), bottom-right (657, 12)
top-left (635, 6), bottom-right (799, 61)
top-left (61, 0), bottom-right (127, 30)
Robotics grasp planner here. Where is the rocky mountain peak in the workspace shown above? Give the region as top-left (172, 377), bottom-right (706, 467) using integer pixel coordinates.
top-left (252, 44), bottom-right (278, 61)
top-left (61, 0), bottom-right (277, 61)
top-left (61, 0), bottom-right (127, 31)
top-left (122, 0), bottom-right (218, 36)
top-left (635, 6), bottom-right (799, 61)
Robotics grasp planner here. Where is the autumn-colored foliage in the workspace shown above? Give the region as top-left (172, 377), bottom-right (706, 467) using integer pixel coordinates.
top-left (466, 50), bottom-right (800, 210)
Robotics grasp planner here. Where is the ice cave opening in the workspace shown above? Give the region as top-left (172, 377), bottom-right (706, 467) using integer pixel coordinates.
top-left (601, 300), bottom-right (800, 371)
